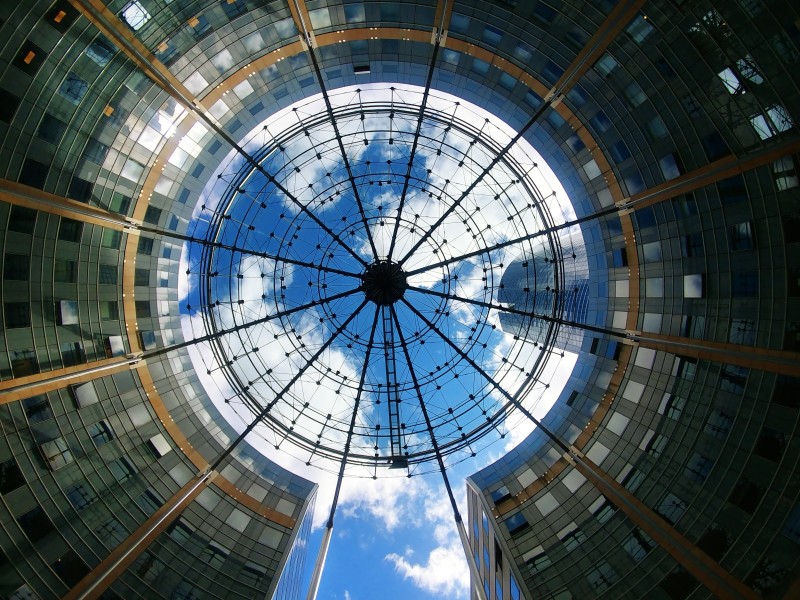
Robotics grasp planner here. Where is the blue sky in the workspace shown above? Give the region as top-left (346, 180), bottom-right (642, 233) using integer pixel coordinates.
top-left (175, 83), bottom-right (581, 598)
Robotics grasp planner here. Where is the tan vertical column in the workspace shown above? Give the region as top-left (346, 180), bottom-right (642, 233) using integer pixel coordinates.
top-left (0, 356), bottom-right (143, 404)
top-left (0, 179), bottom-right (133, 231)
top-left (617, 137), bottom-right (800, 210)
top-left (569, 453), bottom-right (759, 600)
top-left (61, 473), bottom-right (216, 600)
top-left (633, 333), bottom-right (800, 376)
top-left (66, 0), bottom-right (205, 112)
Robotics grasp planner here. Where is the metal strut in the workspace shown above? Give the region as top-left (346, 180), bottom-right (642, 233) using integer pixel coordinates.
top-left (382, 305), bottom-right (405, 463)
top-left (390, 306), bottom-right (488, 600)
top-left (306, 307), bottom-right (382, 600)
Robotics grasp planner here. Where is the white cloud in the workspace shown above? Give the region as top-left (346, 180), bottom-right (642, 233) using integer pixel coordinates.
top-left (385, 540), bottom-right (469, 599)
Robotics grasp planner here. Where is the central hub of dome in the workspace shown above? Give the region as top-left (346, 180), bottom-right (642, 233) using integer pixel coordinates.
top-left (362, 260), bottom-right (408, 306)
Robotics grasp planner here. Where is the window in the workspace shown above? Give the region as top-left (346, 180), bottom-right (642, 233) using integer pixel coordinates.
top-left (168, 519), bottom-right (193, 544)
top-left (626, 14), bottom-right (654, 43)
top-left (137, 237), bottom-right (154, 255)
top-left (641, 241), bottom-right (662, 263)
top-left (40, 437), bottom-right (74, 470)
top-left (143, 205), bottom-right (162, 225)
top-left (4, 302), bottom-right (31, 328)
top-left (0, 459), bottom-right (25, 494)
top-left (109, 193), bottom-right (131, 214)
top-left (746, 558), bottom-right (788, 596)
top-left (526, 551), bottom-right (551, 573)
top-left (657, 493), bottom-right (686, 524)
top-left (705, 409), bottom-right (732, 438)
top-left (98, 264), bottom-right (118, 284)
top-left (587, 560), bottom-right (618, 592)
top-left (55, 259), bottom-right (77, 283)
top-left (135, 301), bottom-right (151, 318)
top-left (52, 550), bottom-right (90, 587)
top-left (754, 427), bottom-right (786, 462)
top-left (88, 421), bottom-right (114, 447)
top-left (17, 506), bottom-right (55, 542)
top-left (86, 35), bottom-right (115, 66)
top-left (58, 218), bottom-right (83, 242)
top-left (3, 253), bottom-right (29, 280)
top-left (732, 271), bottom-right (758, 297)
top-left (37, 113), bottom-right (66, 145)
top-left (66, 483), bottom-right (97, 510)
top-left (172, 581), bottom-right (202, 600)
top-left (660, 567), bottom-right (699, 599)
top-left (134, 551), bottom-right (165, 582)
top-left (97, 518), bottom-right (127, 546)
top-left (505, 511), bottom-right (529, 535)
top-left (730, 221), bottom-right (754, 250)
top-left (623, 81), bottom-right (646, 106)
top-left (560, 528), bottom-right (587, 551)
top-left (11, 348), bottom-right (38, 375)
top-left (729, 478), bottom-right (763, 513)
top-left (729, 319), bottom-right (756, 345)
top-left (774, 156), bottom-right (799, 191)
top-left (100, 301), bottom-right (119, 321)
top-left (750, 104), bottom-right (794, 139)
top-left (647, 115), bottom-right (668, 139)
top-left (684, 274), bottom-right (704, 298)
top-left (697, 525), bottom-right (731, 560)
top-left (782, 503), bottom-right (800, 544)
top-left (634, 206), bottom-right (656, 229)
top-left (681, 315), bottom-right (704, 338)
top-left (663, 395), bottom-right (685, 419)
top-left (137, 489), bottom-right (164, 516)
top-left (23, 395), bottom-right (52, 423)
top-left (681, 233), bottom-right (703, 257)
top-left (20, 159), bottom-right (47, 189)
top-left (659, 153), bottom-right (683, 179)
top-left (624, 529), bottom-right (653, 562)
top-left (134, 268), bottom-right (150, 286)
top-left (61, 342), bottom-right (86, 367)
top-left (684, 453), bottom-right (713, 483)
top-left (595, 53), bottom-right (618, 76)
top-left (593, 500), bottom-right (617, 523)
top-left (490, 485), bottom-right (510, 504)
top-left (101, 229), bottom-right (122, 249)
top-left (239, 563), bottom-right (266, 588)
top-left (119, 1), bottom-right (151, 30)
top-left (109, 456), bottom-right (136, 483)
top-left (59, 72), bottom-right (88, 105)
top-left (718, 67), bottom-right (744, 94)
top-left (682, 94), bottom-right (701, 117)
top-left (9, 205), bottom-right (36, 233)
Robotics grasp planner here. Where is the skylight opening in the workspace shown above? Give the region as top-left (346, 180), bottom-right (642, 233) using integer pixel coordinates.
top-left (179, 83), bottom-right (586, 480)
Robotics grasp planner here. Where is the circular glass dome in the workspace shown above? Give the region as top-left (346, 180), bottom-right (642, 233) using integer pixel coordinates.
top-left (179, 83), bottom-right (586, 475)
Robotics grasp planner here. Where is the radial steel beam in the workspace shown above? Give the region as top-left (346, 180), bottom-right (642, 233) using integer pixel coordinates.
top-left (0, 179), bottom-right (362, 279)
top-left (68, 0), bottom-right (366, 268)
top-left (65, 299), bottom-right (367, 600)
top-left (403, 299), bottom-right (758, 600)
top-left (397, 0), bottom-right (647, 266)
top-left (391, 305), bottom-right (488, 600)
top-left (0, 288), bottom-right (360, 404)
top-left (0, 356), bottom-right (143, 404)
top-left (409, 286), bottom-right (800, 376)
top-left (61, 473), bottom-right (216, 600)
top-left (381, 306), bottom-right (404, 459)
top-left (306, 307), bottom-right (380, 600)
top-left (289, 0), bottom-right (379, 260)
top-left (618, 136), bottom-right (800, 211)
top-left (386, 0), bottom-right (449, 259)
